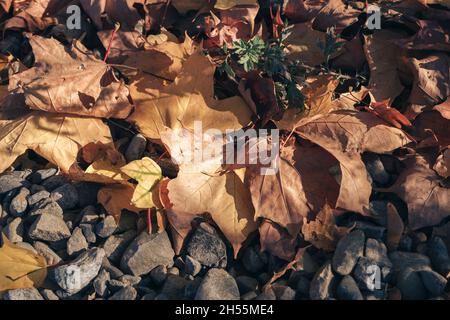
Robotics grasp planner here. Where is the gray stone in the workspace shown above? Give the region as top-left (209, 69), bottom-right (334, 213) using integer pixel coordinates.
top-left (389, 251), bottom-right (432, 273)
top-left (28, 168), bottom-right (58, 184)
top-left (29, 199), bottom-right (63, 218)
top-left (195, 268), bottom-right (240, 300)
top-left (150, 265), bottom-right (168, 286)
top-left (161, 274), bottom-right (189, 299)
top-left (80, 206), bottom-right (100, 224)
top-left (29, 213), bottom-right (71, 242)
top-left (241, 291), bottom-right (258, 300)
top-left (80, 224), bottom-right (97, 244)
top-left (368, 200), bottom-right (389, 227)
top-left (353, 257), bottom-right (390, 291)
top-left (185, 255), bottom-right (202, 276)
top-left (109, 286), bottom-right (137, 300)
top-left (5, 217), bottom-right (24, 242)
top-left (310, 261), bottom-right (335, 300)
top-left (296, 276), bottom-right (311, 297)
top-left (53, 248), bottom-right (105, 294)
top-left (141, 291), bottom-right (157, 300)
top-left (168, 267), bottom-right (180, 276)
top-left (186, 227), bottom-right (227, 268)
top-left (74, 183), bottom-right (101, 208)
top-left (102, 258), bottom-right (124, 279)
top-left (33, 241), bottom-right (62, 265)
top-left (255, 287), bottom-right (277, 300)
top-left (365, 238), bottom-right (392, 267)
top-left (0, 174), bottom-right (28, 195)
top-left (93, 269), bottom-right (110, 297)
top-left (102, 230), bottom-right (136, 264)
top-left (67, 227), bottom-right (88, 256)
top-left (4, 288), bottom-right (43, 300)
top-left (121, 231), bottom-right (175, 276)
top-left (397, 268), bottom-right (428, 300)
top-left (354, 221), bottom-right (386, 241)
top-left (120, 275), bottom-right (142, 287)
top-left (51, 184), bottom-right (79, 210)
top-left (9, 187), bottom-right (29, 217)
top-left (332, 230), bottom-right (365, 275)
top-left (364, 154), bottom-right (390, 186)
top-left (184, 277), bottom-right (202, 299)
top-left (95, 215), bottom-right (117, 238)
top-left (236, 276), bottom-right (259, 294)
top-left (29, 184), bottom-right (46, 194)
top-left (27, 190), bottom-right (50, 207)
top-left (125, 134), bottom-right (147, 162)
top-left (272, 284), bottom-right (296, 300)
top-left (420, 270), bottom-right (447, 297)
top-left (41, 175), bottom-right (69, 191)
top-left (336, 275), bottom-right (363, 300)
top-left (427, 236), bottom-right (450, 276)
top-left (40, 289), bottom-right (59, 300)
top-left (108, 279), bottom-right (127, 292)
top-left (242, 246), bottom-right (265, 273)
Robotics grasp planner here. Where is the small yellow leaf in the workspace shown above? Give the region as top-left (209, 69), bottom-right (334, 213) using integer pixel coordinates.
top-left (0, 235), bottom-right (47, 294)
top-left (121, 158), bottom-right (163, 209)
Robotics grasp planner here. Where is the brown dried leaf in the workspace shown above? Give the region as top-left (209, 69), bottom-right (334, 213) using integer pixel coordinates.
top-left (387, 155), bottom-right (450, 230)
top-left (386, 203), bottom-right (404, 251)
top-left (302, 204), bottom-right (350, 251)
top-left (9, 36), bottom-right (133, 119)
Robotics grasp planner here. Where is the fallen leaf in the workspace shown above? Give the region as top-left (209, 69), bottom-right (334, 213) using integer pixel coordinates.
top-left (0, 234), bottom-right (47, 295)
top-left (285, 22), bottom-right (326, 67)
top-left (214, 0), bottom-right (258, 10)
top-left (171, 0), bottom-right (209, 14)
top-left (97, 184), bottom-right (140, 221)
top-left (312, 0), bottom-right (360, 32)
top-left (301, 204), bottom-right (350, 251)
top-left (433, 98), bottom-right (450, 120)
top-left (386, 203), bottom-right (404, 251)
top-left (128, 51), bottom-right (253, 140)
top-left (296, 110), bottom-right (410, 213)
top-left (9, 36), bottom-right (133, 119)
top-left (0, 109), bottom-right (113, 175)
top-left (160, 128), bottom-right (257, 256)
top-left (259, 220), bottom-right (297, 261)
top-left (120, 157), bottom-right (163, 208)
top-left (387, 155), bottom-right (450, 230)
top-left (364, 30), bottom-right (406, 103)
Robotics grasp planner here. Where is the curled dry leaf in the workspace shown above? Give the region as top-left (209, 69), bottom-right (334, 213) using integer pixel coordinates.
top-left (296, 110), bottom-right (410, 214)
top-left (366, 99), bottom-right (412, 129)
top-left (214, 0), bottom-right (258, 10)
top-left (9, 36), bottom-right (133, 119)
top-left (120, 157), bottom-right (163, 209)
top-left (433, 97), bottom-right (450, 120)
top-left (386, 203), bottom-right (404, 252)
top-left (0, 108), bottom-right (113, 175)
top-left (0, 234), bottom-right (47, 295)
top-left (259, 220), bottom-right (297, 261)
top-left (97, 184), bottom-right (140, 221)
top-left (301, 204), bottom-right (350, 252)
top-left (4, 0), bottom-right (58, 32)
top-left (311, 0), bottom-right (360, 32)
top-left (387, 155), bottom-right (450, 230)
top-left (128, 51), bottom-right (253, 140)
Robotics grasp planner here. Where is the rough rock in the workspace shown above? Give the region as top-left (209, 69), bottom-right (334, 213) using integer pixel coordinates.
top-left (67, 227), bottom-right (88, 256)
top-left (109, 286), bottom-right (137, 300)
top-left (95, 215), bottom-right (117, 238)
top-left (150, 265), bottom-right (168, 286)
top-left (28, 168), bottom-right (58, 184)
top-left (93, 269), bottom-right (110, 297)
top-left (80, 224), bottom-right (97, 244)
top-left (427, 237), bottom-right (450, 276)
top-left (185, 255), bottom-right (202, 277)
top-left (29, 199), bottom-right (63, 218)
top-left (332, 230), bottom-right (365, 275)
top-left (310, 261), bottom-right (335, 300)
top-left (27, 190), bottom-right (50, 207)
top-left (51, 184), bottom-right (79, 210)
top-left (4, 288), bottom-right (44, 300)
top-left (125, 134), bottom-right (147, 162)
top-left (121, 231), bottom-right (174, 276)
top-left (9, 187), bottom-right (29, 217)
top-left (195, 268), bottom-right (240, 300)
top-left (53, 248), bottom-right (105, 294)
top-left (102, 230), bottom-right (136, 264)
top-left (0, 175), bottom-right (28, 195)
top-left (5, 217), bottom-right (24, 242)
top-left (186, 227), bottom-right (227, 268)
top-left (28, 213), bottom-right (71, 242)
top-left (420, 270), bottom-right (447, 297)
top-left (161, 275), bottom-right (189, 299)
top-left (336, 275), bottom-right (363, 300)
top-left (33, 241), bottom-right (62, 265)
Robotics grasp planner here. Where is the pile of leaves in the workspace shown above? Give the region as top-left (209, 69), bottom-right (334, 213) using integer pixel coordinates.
top-left (0, 0), bottom-right (449, 289)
